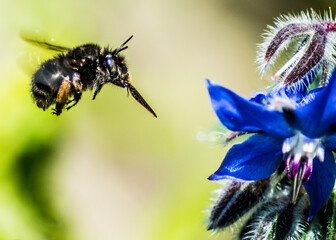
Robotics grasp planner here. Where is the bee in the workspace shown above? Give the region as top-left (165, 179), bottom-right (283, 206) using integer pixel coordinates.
top-left (22, 34), bottom-right (157, 117)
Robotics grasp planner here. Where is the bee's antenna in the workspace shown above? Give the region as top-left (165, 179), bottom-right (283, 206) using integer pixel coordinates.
top-left (117, 46), bottom-right (129, 53)
top-left (115, 35), bottom-right (134, 54)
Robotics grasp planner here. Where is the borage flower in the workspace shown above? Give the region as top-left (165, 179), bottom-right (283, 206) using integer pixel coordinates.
top-left (206, 69), bottom-right (336, 220)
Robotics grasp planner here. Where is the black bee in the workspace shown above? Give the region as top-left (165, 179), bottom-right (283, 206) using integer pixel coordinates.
top-left (22, 35), bottom-right (157, 117)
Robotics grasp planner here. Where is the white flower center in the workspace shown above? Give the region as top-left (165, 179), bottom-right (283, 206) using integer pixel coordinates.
top-left (282, 132), bottom-right (324, 203)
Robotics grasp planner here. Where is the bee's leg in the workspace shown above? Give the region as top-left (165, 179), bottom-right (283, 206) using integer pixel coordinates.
top-left (66, 73), bottom-right (83, 110)
top-left (92, 84), bottom-right (104, 100)
top-left (53, 77), bottom-right (71, 116)
top-left (72, 73), bottom-right (83, 92)
top-left (111, 78), bottom-right (124, 87)
top-left (92, 69), bottom-right (106, 100)
top-left (66, 92), bottom-right (82, 110)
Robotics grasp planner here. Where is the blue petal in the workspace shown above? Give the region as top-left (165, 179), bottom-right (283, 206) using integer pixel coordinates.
top-left (294, 68), bottom-right (336, 138)
top-left (297, 87), bottom-right (324, 107)
top-left (323, 134), bottom-right (336, 151)
top-left (208, 134), bottom-right (283, 181)
top-left (206, 80), bottom-right (292, 139)
top-left (249, 91), bottom-right (267, 104)
top-left (275, 86), bottom-right (303, 101)
top-left (304, 150), bottom-right (336, 219)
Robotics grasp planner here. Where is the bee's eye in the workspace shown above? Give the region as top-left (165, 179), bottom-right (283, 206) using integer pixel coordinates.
top-left (106, 58), bottom-right (114, 66)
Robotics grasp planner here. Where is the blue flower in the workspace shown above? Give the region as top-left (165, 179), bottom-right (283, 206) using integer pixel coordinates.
top-left (206, 69), bottom-right (336, 219)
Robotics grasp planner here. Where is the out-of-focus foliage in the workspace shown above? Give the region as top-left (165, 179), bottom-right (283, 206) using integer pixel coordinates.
top-left (0, 68), bottom-right (66, 239)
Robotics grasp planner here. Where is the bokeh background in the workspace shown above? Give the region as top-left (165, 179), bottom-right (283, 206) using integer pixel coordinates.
top-left (0, 0), bottom-right (333, 239)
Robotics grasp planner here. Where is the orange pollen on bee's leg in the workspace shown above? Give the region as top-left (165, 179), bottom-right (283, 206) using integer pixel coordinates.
top-left (56, 77), bottom-right (72, 105)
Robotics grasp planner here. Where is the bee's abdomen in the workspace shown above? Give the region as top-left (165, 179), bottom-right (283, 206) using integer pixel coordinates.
top-left (31, 58), bottom-right (68, 110)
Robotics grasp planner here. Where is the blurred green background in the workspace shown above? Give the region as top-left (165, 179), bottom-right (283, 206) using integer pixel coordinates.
top-left (0, 0), bottom-right (333, 239)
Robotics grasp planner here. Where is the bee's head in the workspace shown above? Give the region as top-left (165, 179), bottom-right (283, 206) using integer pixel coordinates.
top-left (104, 35), bottom-right (156, 117)
top-left (104, 35), bottom-right (134, 88)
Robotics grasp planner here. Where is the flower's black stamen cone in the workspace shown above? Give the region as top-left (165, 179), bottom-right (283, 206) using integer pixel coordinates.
top-left (282, 107), bottom-right (298, 128)
top-left (291, 163), bottom-right (305, 204)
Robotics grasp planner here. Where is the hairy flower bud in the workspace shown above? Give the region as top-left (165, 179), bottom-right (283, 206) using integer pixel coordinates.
top-left (257, 9), bottom-right (336, 89)
top-left (238, 194), bottom-right (309, 240)
top-left (207, 179), bottom-right (269, 230)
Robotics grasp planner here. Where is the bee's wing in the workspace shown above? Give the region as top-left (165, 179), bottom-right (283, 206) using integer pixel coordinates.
top-left (20, 31), bottom-right (71, 52)
top-left (128, 84), bottom-right (157, 118)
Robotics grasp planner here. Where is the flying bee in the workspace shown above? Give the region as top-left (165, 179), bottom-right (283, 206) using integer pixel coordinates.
top-left (22, 34), bottom-right (157, 117)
